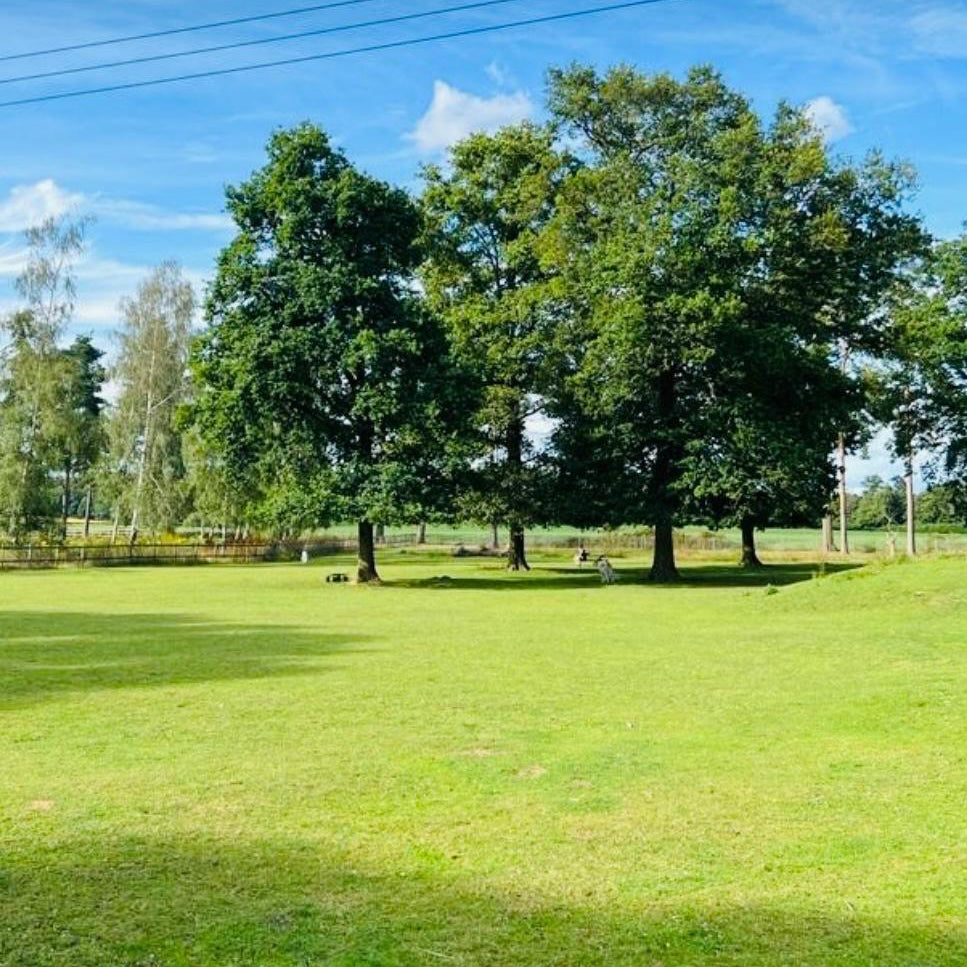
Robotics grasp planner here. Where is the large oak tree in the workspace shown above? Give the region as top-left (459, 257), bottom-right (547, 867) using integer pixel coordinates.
top-left (420, 124), bottom-right (568, 570)
top-left (546, 65), bottom-right (921, 579)
top-left (192, 124), bottom-right (465, 581)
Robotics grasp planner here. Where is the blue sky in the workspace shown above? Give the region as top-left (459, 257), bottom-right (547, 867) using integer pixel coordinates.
top-left (1, 0), bottom-right (966, 482)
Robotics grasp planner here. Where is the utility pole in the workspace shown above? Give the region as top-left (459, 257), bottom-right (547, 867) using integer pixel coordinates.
top-left (837, 342), bottom-right (850, 556)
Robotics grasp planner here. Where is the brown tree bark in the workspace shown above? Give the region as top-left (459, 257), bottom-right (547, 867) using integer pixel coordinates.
top-left (650, 520), bottom-right (678, 582)
top-left (83, 485), bottom-right (93, 540)
top-left (507, 529), bottom-right (530, 571)
top-left (357, 520), bottom-right (379, 582)
top-left (740, 515), bottom-right (763, 568)
top-left (416, 522), bottom-right (427, 544)
top-left (505, 414), bottom-right (529, 571)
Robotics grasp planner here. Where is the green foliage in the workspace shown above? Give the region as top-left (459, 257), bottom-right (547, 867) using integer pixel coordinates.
top-left (545, 65), bottom-right (771, 577)
top-left (420, 123), bottom-right (569, 564)
top-left (49, 336), bottom-right (107, 525)
top-left (873, 234), bottom-right (967, 473)
top-left (106, 262), bottom-right (195, 536)
top-left (0, 332), bottom-right (63, 537)
top-left (916, 483), bottom-right (962, 525)
top-left (543, 65), bottom-right (918, 576)
top-left (180, 426), bottom-right (255, 537)
top-left (191, 124), bottom-right (470, 574)
top-left (850, 475), bottom-right (905, 529)
top-left (0, 215), bottom-right (94, 540)
top-left (0, 66), bottom-right (942, 560)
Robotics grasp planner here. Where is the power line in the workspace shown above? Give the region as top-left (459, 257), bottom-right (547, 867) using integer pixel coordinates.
top-left (0, 0), bottom-right (534, 88)
top-left (0, 0), bottom-right (678, 110)
top-left (0, 0), bottom-right (388, 64)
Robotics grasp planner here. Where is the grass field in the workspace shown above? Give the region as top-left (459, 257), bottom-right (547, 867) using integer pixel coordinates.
top-left (62, 518), bottom-right (967, 558)
top-left (3, 549), bottom-right (967, 965)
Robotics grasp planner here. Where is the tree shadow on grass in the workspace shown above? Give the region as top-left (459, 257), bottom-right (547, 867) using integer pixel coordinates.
top-left (1, 833), bottom-right (963, 966)
top-left (0, 611), bottom-right (371, 708)
top-left (392, 562), bottom-right (863, 592)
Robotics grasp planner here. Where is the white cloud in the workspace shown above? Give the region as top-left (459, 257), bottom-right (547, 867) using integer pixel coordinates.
top-left (485, 61), bottom-right (516, 88)
top-left (0, 243), bottom-right (208, 337)
top-left (181, 141), bottom-right (221, 164)
top-left (804, 95), bottom-right (855, 142)
top-left (94, 199), bottom-right (233, 232)
top-left (406, 80), bottom-right (534, 154)
top-left (910, 7), bottom-right (967, 57)
top-left (0, 242), bottom-right (28, 278)
top-left (0, 179), bottom-right (85, 232)
top-left (0, 180), bottom-right (232, 236)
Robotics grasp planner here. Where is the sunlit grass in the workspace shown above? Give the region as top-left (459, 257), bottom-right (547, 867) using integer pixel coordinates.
top-left (2, 550), bottom-right (966, 965)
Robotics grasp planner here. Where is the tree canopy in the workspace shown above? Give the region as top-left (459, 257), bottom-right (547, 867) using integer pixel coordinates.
top-left (421, 123), bottom-right (568, 569)
top-left (543, 64), bottom-right (922, 578)
top-left (191, 123), bottom-right (468, 581)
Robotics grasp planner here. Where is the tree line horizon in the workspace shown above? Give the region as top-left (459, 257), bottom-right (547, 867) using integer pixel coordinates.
top-left (2, 63), bottom-right (967, 582)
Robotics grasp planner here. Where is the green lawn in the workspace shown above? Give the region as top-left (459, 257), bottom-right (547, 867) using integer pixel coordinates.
top-left (2, 551), bottom-right (967, 965)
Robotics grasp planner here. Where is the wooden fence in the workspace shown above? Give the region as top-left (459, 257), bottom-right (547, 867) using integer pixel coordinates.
top-left (0, 537), bottom-right (393, 570)
top-left (0, 528), bottom-right (739, 571)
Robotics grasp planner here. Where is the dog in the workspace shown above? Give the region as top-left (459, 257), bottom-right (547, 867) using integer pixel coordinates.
top-left (595, 555), bottom-right (618, 585)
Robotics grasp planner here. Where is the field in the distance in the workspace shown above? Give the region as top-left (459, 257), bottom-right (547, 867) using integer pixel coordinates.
top-left (2, 550), bottom-right (967, 965)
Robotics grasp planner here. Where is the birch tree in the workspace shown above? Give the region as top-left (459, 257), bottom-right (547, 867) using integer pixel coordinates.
top-left (108, 263), bottom-right (195, 537)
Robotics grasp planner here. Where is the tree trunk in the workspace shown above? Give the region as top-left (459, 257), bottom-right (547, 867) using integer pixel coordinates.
top-left (131, 343), bottom-right (158, 540)
top-left (821, 515), bottom-right (834, 554)
top-left (507, 528), bottom-right (530, 571)
top-left (490, 520), bottom-right (500, 550)
top-left (650, 520), bottom-right (678, 582)
top-left (649, 371), bottom-right (680, 582)
top-left (375, 522), bottom-right (385, 544)
top-left (83, 486), bottom-right (93, 540)
top-left (837, 432), bottom-right (849, 556)
top-left (416, 522), bottom-right (427, 544)
top-left (357, 520), bottom-right (379, 583)
top-left (740, 516), bottom-right (763, 568)
top-left (905, 456), bottom-right (916, 557)
top-left (61, 464), bottom-right (72, 540)
top-left (505, 415), bottom-right (529, 571)
top-left (110, 507), bottom-right (120, 545)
